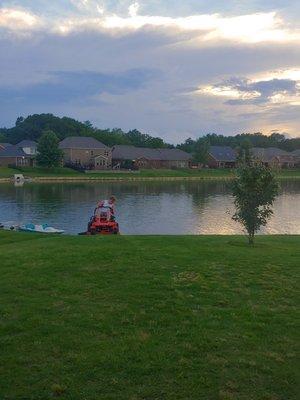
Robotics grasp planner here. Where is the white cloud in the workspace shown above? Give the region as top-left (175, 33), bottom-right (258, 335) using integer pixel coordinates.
top-left (96, 11), bottom-right (300, 44)
top-left (1, 6), bottom-right (299, 45)
top-left (0, 8), bottom-right (41, 31)
top-left (128, 2), bottom-right (140, 18)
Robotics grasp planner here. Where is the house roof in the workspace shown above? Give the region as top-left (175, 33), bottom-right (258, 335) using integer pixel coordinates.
top-left (291, 149), bottom-right (300, 157)
top-left (0, 143), bottom-right (12, 149)
top-left (156, 148), bottom-right (192, 161)
top-left (17, 140), bottom-right (37, 147)
top-left (0, 145), bottom-right (28, 157)
top-left (251, 147), bottom-right (289, 162)
top-left (112, 145), bottom-right (191, 161)
top-left (59, 136), bottom-right (109, 150)
top-left (209, 146), bottom-right (237, 162)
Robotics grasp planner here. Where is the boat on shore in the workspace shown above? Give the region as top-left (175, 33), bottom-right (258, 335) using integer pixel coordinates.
top-left (19, 223), bottom-right (64, 234)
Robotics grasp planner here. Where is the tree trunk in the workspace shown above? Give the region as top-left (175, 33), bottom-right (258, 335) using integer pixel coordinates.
top-left (248, 231), bottom-right (254, 245)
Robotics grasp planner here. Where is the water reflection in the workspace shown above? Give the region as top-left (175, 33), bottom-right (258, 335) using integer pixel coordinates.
top-left (0, 180), bottom-right (299, 235)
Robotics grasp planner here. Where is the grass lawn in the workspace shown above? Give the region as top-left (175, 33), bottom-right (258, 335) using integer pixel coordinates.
top-left (0, 167), bottom-right (234, 179)
top-left (0, 166), bottom-right (300, 180)
top-left (0, 166), bottom-right (81, 177)
top-left (0, 232), bottom-right (299, 399)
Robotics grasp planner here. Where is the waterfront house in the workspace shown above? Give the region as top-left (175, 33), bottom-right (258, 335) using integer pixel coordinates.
top-left (112, 145), bottom-right (191, 169)
top-left (207, 146), bottom-right (237, 168)
top-left (0, 145), bottom-right (32, 167)
top-left (291, 149), bottom-right (300, 167)
top-left (59, 136), bottom-right (112, 170)
top-left (0, 143), bottom-right (12, 150)
top-left (16, 140), bottom-right (38, 155)
top-left (251, 147), bottom-right (297, 168)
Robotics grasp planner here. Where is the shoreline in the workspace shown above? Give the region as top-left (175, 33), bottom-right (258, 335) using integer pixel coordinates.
top-left (0, 175), bottom-right (234, 184)
top-left (0, 174), bottom-right (299, 184)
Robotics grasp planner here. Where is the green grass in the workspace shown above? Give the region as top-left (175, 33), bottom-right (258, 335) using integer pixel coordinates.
top-left (0, 167), bottom-right (18, 178)
top-left (1, 166), bottom-right (300, 180)
top-left (0, 232), bottom-right (299, 399)
top-left (0, 166), bottom-right (80, 178)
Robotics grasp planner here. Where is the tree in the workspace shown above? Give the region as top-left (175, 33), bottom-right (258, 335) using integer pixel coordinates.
top-left (236, 139), bottom-right (252, 166)
top-left (36, 130), bottom-right (64, 168)
top-left (16, 116), bottom-right (24, 126)
top-left (232, 165), bottom-right (279, 244)
top-left (193, 138), bottom-right (210, 164)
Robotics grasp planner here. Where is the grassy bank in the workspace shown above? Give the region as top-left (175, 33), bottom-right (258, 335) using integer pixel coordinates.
top-left (0, 232), bottom-right (299, 399)
top-left (0, 166), bottom-right (233, 180)
top-left (1, 166), bottom-right (300, 181)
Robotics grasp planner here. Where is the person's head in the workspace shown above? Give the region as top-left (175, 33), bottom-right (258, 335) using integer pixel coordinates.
top-left (109, 196), bottom-right (116, 204)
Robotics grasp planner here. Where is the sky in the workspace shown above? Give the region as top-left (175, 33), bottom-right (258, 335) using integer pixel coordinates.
top-left (0, 1), bottom-right (299, 142)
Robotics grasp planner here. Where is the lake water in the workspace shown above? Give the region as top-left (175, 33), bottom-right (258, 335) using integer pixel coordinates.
top-left (0, 180), bottom-right (299, 235)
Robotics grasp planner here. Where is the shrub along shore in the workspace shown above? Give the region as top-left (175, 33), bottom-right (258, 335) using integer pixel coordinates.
top-left (0, 166), bottom-right (300, 183)
top-left (0, 232), bottom-right (299, 399)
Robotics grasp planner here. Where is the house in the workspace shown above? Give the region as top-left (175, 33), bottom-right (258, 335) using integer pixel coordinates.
top-left (16, 140), bottom-right (38, 155)
top-left (0, 143), bottom-right (12, 150)
top-left (251, 147), bottom-right (297, 168)
top-left (291, 149), bottom-right (300, 167)
top-left (207, 146), bottom-right (237, 168)
top-left (59, 136), bottom-right (112, 170)
top-left (0, 145), bottom-right (32, 167)
top-left (112, 145), bottom-right (191, 169)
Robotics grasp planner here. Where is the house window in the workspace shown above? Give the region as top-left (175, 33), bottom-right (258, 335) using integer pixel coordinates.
top-left (91, 151), bottom-right (94, 156)
top-left (104, 151), bottom-right (109, 157)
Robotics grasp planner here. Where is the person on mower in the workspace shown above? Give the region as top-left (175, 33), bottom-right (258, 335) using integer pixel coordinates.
top-left (97, 196), bottom-right (116, 221)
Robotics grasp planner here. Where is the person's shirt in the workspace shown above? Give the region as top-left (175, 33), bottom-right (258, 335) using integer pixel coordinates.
top-left (99, 199), bottom-right (115, 212)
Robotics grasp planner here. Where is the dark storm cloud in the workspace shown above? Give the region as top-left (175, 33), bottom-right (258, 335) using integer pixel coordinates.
top-left (0, 69), bottom-right (160, 105)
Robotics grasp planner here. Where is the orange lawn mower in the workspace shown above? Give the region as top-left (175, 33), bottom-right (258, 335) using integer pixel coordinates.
top-left (80, 205), bottom-right (120, 235)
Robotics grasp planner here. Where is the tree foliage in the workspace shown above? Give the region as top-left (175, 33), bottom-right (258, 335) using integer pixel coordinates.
top-left (0, 114), bottom-right (172, 149)
top-left (178, 132), bottom-right (300, 153)
top-left (36, 130), bottom-right (64, 168)
top-left (232, 165), bottom-right (279, 244)
top-left (236, 139), bottom-right (252, 166)
top-left (1, 113), bottom-right (299, 152)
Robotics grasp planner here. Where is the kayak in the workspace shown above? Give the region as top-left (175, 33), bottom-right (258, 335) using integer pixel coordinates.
top-left (19, 223), bottom-right (64, 234)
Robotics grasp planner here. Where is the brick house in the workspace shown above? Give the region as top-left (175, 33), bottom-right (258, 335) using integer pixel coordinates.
top-left (16, 140), bottom-right (38, 155)
top-left (0, 143), bottom-right (12, 150)
top-left (59, 137), bottom-right (112, 170)
top-left (291, 149), bottom-right (300, 167)
top-left (207, 146), bottom-right (237, 168)
top-left (251, 147), bottom-right (298, 168)
top-left (112, 145), bottom-right (191, 169)
top-left (0, 145), bottom-right (32, 167)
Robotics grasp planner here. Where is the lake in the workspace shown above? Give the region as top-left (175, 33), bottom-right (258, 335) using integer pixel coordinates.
top-left (0, 180), bottom-right (299, 235)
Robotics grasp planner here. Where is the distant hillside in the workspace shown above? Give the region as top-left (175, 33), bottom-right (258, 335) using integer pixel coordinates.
top-left (0, 114), bottom-right (171, 149)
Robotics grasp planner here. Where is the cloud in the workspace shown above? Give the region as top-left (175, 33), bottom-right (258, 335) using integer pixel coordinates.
top-left (198, 75), bottom-right (300, 106)
top-left (0, 68), bottom-right (159, 105)
top-left (0, 7), bottom-right (41, 31)
top-left (0, 2), bottom-right (299, 139)
top-left (1, 5), bottom-right (299, 45)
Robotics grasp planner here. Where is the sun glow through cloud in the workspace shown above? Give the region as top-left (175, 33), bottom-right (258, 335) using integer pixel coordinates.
top-left (0, 8), bottom-right (40, 30)
top-left (197, 69), bottom-right (300, 108)
top-left (0, 4), bottom-right (299, 45)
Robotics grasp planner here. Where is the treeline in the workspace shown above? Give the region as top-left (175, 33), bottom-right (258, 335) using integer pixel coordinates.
top-left (178, 133), bottom-right (300, 153)
top-left (0, 114), bottom-right (171, 149)
top-left (1, 114), bottom-right (299, 155)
